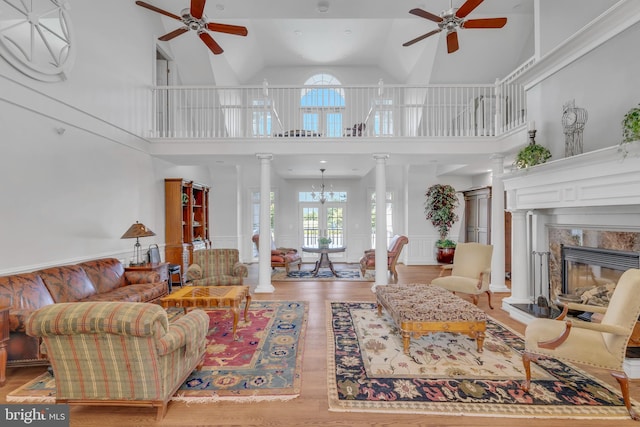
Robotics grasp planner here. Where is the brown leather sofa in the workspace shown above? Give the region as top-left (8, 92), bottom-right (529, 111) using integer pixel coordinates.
top-left (0, 257), bottom-right (168, 385)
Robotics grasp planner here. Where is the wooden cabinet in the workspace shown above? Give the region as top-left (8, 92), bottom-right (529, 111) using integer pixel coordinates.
top-left (165, 178), bottom-right (210, 275)
top-left (463, 187), bottom-right (491, 245)
top-left (463, 187), bottom-right (512, 277)
top-left (0, 306), bottom-right (9, 386)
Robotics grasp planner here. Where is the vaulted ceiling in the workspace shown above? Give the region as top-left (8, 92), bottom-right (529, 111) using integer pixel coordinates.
top-left (143, 0), bottom-right (535, 85)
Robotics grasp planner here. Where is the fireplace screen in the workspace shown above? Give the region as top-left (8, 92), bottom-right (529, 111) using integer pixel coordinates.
top-left (561, 245), bottom-right (640, 306)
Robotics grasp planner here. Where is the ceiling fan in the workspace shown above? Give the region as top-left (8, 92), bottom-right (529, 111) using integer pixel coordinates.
top-left (403, 0), bottom-right (507, 54)
top-left (135, 0), bottom-right (248, 55)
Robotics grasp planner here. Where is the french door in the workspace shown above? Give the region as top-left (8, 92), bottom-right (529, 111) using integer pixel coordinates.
top-left (300, 202), bottom-right (345, 260)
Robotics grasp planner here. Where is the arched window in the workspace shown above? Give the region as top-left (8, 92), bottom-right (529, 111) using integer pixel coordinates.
top-left (300, 73), bottom-right (345, 137)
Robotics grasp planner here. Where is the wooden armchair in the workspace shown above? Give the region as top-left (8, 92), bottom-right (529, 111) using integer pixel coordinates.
top-left (359, 235), bottom-right (408, 280)
top-left (26, 301), bottom-right (209, 420)
top-left (521, 268), bottom-right (640, 420)
top-left (430, 242), bottom-right (494, 308)
top-left (252, 234), bottom-right (302, 274)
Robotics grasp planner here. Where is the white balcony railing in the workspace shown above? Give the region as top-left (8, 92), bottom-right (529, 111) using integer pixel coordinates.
top-left (151, 78), bottom-right (527, 140)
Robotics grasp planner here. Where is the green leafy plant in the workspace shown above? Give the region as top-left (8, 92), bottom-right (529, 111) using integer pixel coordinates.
top-left (318, 237), bottom-right (332, 245)
top-left (436, 238), bottom-right (457, 248)
top-left (619, 104), bottom-right (640, 158)
top-left (515, 143), bottom-right (551, 169)
top-left (622, 104), bottom-right (640, 143)
top-left (424, 184), bottom-right (459, 247)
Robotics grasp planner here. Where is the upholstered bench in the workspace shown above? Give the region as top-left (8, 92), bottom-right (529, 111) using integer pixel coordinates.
top-left (376, 283), bottom-right (487, 354)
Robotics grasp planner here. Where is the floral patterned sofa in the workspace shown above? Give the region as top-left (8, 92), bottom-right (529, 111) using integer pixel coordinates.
top-left (0, 257), bottom-right (168, 384)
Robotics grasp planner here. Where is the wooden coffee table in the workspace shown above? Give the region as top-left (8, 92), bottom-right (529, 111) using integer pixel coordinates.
top-left (161, 286), bottom-right (251, 340)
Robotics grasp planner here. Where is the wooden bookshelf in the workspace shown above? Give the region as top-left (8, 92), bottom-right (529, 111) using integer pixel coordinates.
top-left (165, 178), bottom-right (210, 274)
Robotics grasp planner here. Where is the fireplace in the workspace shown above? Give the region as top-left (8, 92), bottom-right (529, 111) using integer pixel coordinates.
top-left (560, 244), bottom-right (640, 306)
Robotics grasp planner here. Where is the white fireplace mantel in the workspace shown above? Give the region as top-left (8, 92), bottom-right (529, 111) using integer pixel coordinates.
top-left (502, 141), bottom-right (640, 377)
top-left (503, 142), bottom-right (640, 211)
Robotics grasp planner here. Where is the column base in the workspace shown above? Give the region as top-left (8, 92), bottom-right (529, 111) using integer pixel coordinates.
top-left (254, 283), bottom-right (275, 293)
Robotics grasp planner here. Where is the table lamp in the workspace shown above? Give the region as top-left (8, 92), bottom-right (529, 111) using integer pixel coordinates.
top-left (121, 221), bottom-right (156, 266)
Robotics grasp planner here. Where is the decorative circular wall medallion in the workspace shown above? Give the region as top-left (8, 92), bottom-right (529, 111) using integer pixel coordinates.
top-left (0, 0), bottom-right (75, 82)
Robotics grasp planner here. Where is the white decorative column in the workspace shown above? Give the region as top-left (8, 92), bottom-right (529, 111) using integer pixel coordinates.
top-left (255, 153), bottom-right (275, 293)
top-left (502, 209), bottom-right (530, 308)
top-left (490, 154), bottom-right (509, 292)
top-left (372, 153), bottom-right (389, 290)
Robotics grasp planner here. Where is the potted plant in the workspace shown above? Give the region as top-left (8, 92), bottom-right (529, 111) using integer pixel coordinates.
top-left (318, 236), bottom-right (332, 249)
top-left (424, 184), bottom-right (459, 263)
top-left (515, 142), bottom-right (552, 169)
top-left (620, 103), bottom-right (640, 157)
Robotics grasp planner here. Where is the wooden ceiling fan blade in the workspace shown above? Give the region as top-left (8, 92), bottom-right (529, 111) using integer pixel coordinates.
top-left (159, 27), bottom-right (189, 41)
top-left (190, 0), bottom-right (206, 20)
top-left (199, 31), bottom-right (224, 54)
top-left (446, 31), bottom-right (459, 54)
top-left (206, 22), bottom-right (248, 36)
top-left (135, 1), bottom-right (182, 21)
top-left (456, 0), bottom-right (484, 18)
top-left (402, 29), bottom-right (442, 47)
top-left (462, 18), bottom-right (507, 29)
top-left (409, 8), bottom-right (443, 23)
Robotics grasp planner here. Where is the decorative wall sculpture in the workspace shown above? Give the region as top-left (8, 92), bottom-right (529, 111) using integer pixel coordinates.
top-left (562, 99), bottom-right (588, 157)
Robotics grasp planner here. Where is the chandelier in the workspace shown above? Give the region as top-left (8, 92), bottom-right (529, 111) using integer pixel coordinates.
top-left (311, 168), bottom-right (333, 204)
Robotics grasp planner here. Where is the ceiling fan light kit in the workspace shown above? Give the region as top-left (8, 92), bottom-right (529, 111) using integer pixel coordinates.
top-left (135, 0), bottom-right (248, 55)
top-left (403, 0), bottom-right (507, 54)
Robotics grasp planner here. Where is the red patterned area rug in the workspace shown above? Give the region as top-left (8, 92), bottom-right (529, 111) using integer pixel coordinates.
top-left (327, 301), bottom-right (635, 420)
top-left (7, 301), bottom-right (308, 404)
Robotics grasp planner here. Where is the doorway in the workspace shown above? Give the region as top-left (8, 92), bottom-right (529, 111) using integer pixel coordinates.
top-left (299, 202), bottom-right (346, 261)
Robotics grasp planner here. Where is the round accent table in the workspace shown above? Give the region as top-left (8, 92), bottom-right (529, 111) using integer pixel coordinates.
top-left (302, 246), bottom-right (346, 277)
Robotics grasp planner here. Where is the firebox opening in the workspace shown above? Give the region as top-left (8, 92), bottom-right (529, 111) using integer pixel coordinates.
top-left (560, 245), bottom-right (640, 307)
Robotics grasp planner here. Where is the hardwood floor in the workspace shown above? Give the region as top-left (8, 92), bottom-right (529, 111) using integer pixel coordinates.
top-left (2, 264), bottom-right (638, 426)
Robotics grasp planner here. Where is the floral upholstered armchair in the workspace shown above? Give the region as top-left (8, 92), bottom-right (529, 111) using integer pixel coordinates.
top-left (251, 234), bottom-right (302, 274)
top-left (187, 248), bottom-right (248, 286)
top-left (26, 301), bottom-right (209, 420)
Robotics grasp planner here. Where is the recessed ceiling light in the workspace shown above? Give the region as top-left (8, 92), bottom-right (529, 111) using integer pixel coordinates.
top-left (216, 4), bottom-right (224, 11)
top-left (344, 29), bottom-right (352, 36)
top-left (317, 1), bottom-right (329, 13)
top-left (294, 29), bottom-right (302, 36)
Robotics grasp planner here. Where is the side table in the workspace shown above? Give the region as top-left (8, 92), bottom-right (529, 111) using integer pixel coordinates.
top-left (125, 262), bottom-right (170, 292)
top-left (0, 306), bottom-right (9, 386)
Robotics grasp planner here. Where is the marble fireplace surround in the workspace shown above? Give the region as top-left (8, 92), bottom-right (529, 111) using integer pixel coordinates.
top-left (502, 142), bottom-right (640, 376)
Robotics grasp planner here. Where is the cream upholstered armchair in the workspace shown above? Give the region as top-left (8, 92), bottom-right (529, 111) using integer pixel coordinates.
top-left (430, 242), bottom-right (494, 309)
top-left (251, 234), bottom-right (302, 274)
top-left (359, 235), bottom-right (409, 280)
top-left (187, 248), bottom-right (248, 285)
top-left (522, 268), bottom-right (640, 420)
top-left (26, 301), bottom-right (209, 420)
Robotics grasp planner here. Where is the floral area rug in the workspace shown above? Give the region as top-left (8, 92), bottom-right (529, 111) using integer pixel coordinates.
top-left (7, 301), bottom-right (308, 404)
top-left (327, 301), bottom-right (634, 420)
top-left (272, 264), bottom-right (374, 281)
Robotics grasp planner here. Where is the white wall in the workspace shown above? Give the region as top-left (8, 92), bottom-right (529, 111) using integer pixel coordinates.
top-left (527, 21), bottom-right (640, 159)
top-left (0, 2), bottom-right (171, 274)
top-left (538, 0), bottom-right (618, 58)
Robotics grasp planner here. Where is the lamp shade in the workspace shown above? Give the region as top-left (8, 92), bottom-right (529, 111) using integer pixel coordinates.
top-left (121, 221), bottom-right (156, 266)
top-left (121, 221), bottom-right (156, 239)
